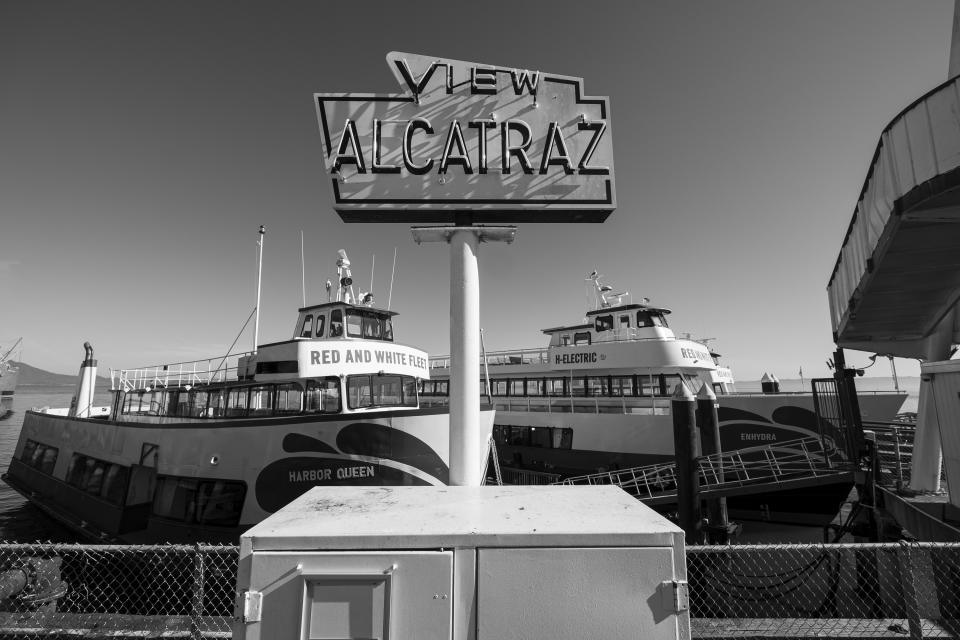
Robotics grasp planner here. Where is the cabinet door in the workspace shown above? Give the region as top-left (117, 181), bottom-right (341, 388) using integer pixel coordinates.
top-left (244, 550), bottom-right (452, 640)
top-left (477, 547), bottom-right (679, 640)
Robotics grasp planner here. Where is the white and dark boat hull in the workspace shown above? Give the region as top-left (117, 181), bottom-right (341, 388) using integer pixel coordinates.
top-left (4, 406), bottom-right (495, 543)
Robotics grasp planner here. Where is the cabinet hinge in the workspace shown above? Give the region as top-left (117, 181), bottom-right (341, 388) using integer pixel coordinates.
top-left (241, 590), bottom-right (262, 623)
top-left (661, 580), bottom-right (689, 613)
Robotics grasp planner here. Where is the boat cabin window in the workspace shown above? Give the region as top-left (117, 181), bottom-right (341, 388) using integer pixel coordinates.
top-left (547, 378), bottom-right (566, 396)
top-left (20, 439), bottom-right (58, 475)
top-left (330, 309), bottom-right (344, 337)
top-left (300, 314), bottom-right (314, 338)
top-left (493, 425), bottom-right (573, 450)
top-left (151, 476), bottom-right (246, 527)
top-left (595, 315), bottom-right (613, 332)
top-left (619, 314), bottom-right (631, 329)
top-left (573, 332), bottom-right (591, 346)
top-left (305, 377), bottom-right (341, 413)
top-left (611, 376), bottom-right (635, 396)
top-left (420, 379), bottom-right (447, 396)
top-left (249, 385), bottom-right (275, 416)
top-left (560, 335), bottom-right (571, 346)
top-left (347, 374), bottom-right (417, 409)
top-left (276, 383), bottom-right (304, 414)
top-left (65, 453), bottom-right (130, 505)
top-left (315, 314), bottom-right (326, 338)
top-left (226, 387), bottom-right (249, 417)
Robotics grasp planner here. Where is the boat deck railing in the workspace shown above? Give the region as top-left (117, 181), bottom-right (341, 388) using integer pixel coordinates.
top-left (429, 333), bottom-right (710, 369)
top-left (556, 436), bottom-right (853, 504)
top-left (110, 352), bottom-right (253, 392)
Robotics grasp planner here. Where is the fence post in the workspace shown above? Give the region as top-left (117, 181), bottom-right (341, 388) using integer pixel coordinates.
top-left (897, 541), bottom-right (923, 640)
top-left (191, 544), bottom-right (206, 640)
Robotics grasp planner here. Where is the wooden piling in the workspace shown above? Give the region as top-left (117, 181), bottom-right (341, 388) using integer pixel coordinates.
top-left (672, 381), bottom-right (702, 544)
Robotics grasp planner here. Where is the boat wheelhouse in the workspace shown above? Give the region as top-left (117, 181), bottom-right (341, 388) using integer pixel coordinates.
top-left (3, 251), bottom-right (494, 543)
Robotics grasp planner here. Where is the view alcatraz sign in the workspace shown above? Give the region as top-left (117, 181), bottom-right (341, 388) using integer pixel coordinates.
top-left (315, 51), bottom-right (615, 223)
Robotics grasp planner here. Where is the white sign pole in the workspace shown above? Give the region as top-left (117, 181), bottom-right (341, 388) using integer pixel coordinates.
top-left (413, 225), bottom-right (515, 486)
top-left (449, 229), bottom-right (481, 486)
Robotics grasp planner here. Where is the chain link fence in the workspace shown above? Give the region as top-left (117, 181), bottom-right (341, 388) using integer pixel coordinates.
top-left (0, 542), bottom-right (236, 638)
top-left (0, 541), bottom-right (958, 638)
top-left (688, 541), bottom-right (960, 638)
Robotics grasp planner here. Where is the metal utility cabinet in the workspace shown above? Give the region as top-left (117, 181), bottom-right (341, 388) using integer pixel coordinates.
top-left (233, 485), bottom-right (689, 640)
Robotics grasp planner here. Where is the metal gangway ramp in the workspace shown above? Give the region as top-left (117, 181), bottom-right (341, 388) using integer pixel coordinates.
top-left (556, 436), bottom-right (857, 506)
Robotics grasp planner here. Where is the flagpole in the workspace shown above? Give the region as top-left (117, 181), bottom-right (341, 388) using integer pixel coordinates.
top-left (799, 367), bottom-right (805, 391)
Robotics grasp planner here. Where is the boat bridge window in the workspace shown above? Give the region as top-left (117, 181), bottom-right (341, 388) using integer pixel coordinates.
top-left (151, 476), bottom-right (246, 527)
top-left (315, 314), bottom-right (326, 338)
top-left (573, 332), bottom-right (591, 346)
top-left (595, 315), bottom-right (613, 332)
top-left (493, 425), bottom-right (573, 450)
top-left (300, 315), bottom-right (314, 338)
top-left (345, 309), bottom-right (394, 341)
top-left (347, 374), bottom-right (417, 409)
top-left (330, 309), bottom-right (343, 337)
top-left (560, 335), bottom-right (571, 346)
top-left (636, 311), bottom-right (668, 328)
top-left (65, 454), bottom-right (130, 505)
top-left (305, 378), bottom-right (341, 413)
top-left (619, 315), bottom-right (631, 329)
top-left (20, 439), bottom-right (58, 475)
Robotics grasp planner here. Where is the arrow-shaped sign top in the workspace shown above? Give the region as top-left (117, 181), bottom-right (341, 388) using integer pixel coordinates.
top-left (315, 52), bottom-right (615, 223)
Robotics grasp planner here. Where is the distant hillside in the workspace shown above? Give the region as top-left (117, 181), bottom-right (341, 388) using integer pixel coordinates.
top-left (10, 361), bottom-right (109, 387)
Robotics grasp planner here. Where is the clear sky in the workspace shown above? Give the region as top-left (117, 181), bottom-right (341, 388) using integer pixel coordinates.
top-left (0, 0), bottom-right (952, 381)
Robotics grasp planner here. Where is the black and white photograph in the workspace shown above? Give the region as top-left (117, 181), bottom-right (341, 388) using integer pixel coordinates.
top-left (0, 1), bottom-right (958, 637)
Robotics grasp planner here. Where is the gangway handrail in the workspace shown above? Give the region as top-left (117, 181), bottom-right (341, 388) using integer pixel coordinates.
top-left (556, 436), bottom-right (854, 501)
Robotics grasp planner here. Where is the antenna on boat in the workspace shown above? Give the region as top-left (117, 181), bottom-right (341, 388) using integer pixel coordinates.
top-left (387, 247), bottom-right (398, 310)
top-left (300, 230), bottom-right (306, 307)
top-left (369, 254), bottom-right (375, 299)
top-left (253, 225), bottom-right (265, 354)
top-left (336, 250), bottom-right (355, 304)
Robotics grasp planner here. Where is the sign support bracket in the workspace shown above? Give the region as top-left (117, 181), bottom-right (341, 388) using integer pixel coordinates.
top-left (412, 225), bottom-right (516, 486)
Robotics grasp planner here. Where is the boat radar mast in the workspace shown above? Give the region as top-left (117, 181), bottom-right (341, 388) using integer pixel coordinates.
top-left (586, 270), bottom-right (641, 309)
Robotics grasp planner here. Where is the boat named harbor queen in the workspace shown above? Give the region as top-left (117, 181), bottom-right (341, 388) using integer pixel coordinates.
top-left (422, 272), bottom-right (907, 521)
top-left (3, 250), bottom-right (494, 543)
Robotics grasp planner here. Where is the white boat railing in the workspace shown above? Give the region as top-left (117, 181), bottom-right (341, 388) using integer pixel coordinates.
top-left (429, 334), bottom-right (710, 369)
top-left (110, 352), bottom-right (253, 392)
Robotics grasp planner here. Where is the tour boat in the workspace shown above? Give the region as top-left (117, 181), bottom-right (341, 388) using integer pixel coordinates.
top-left (423, 273), bottom-right (907, 524)
top-left (3, 251), bottom-right (494, 543)
top-left (0, 338), bottom-right (20, 420)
